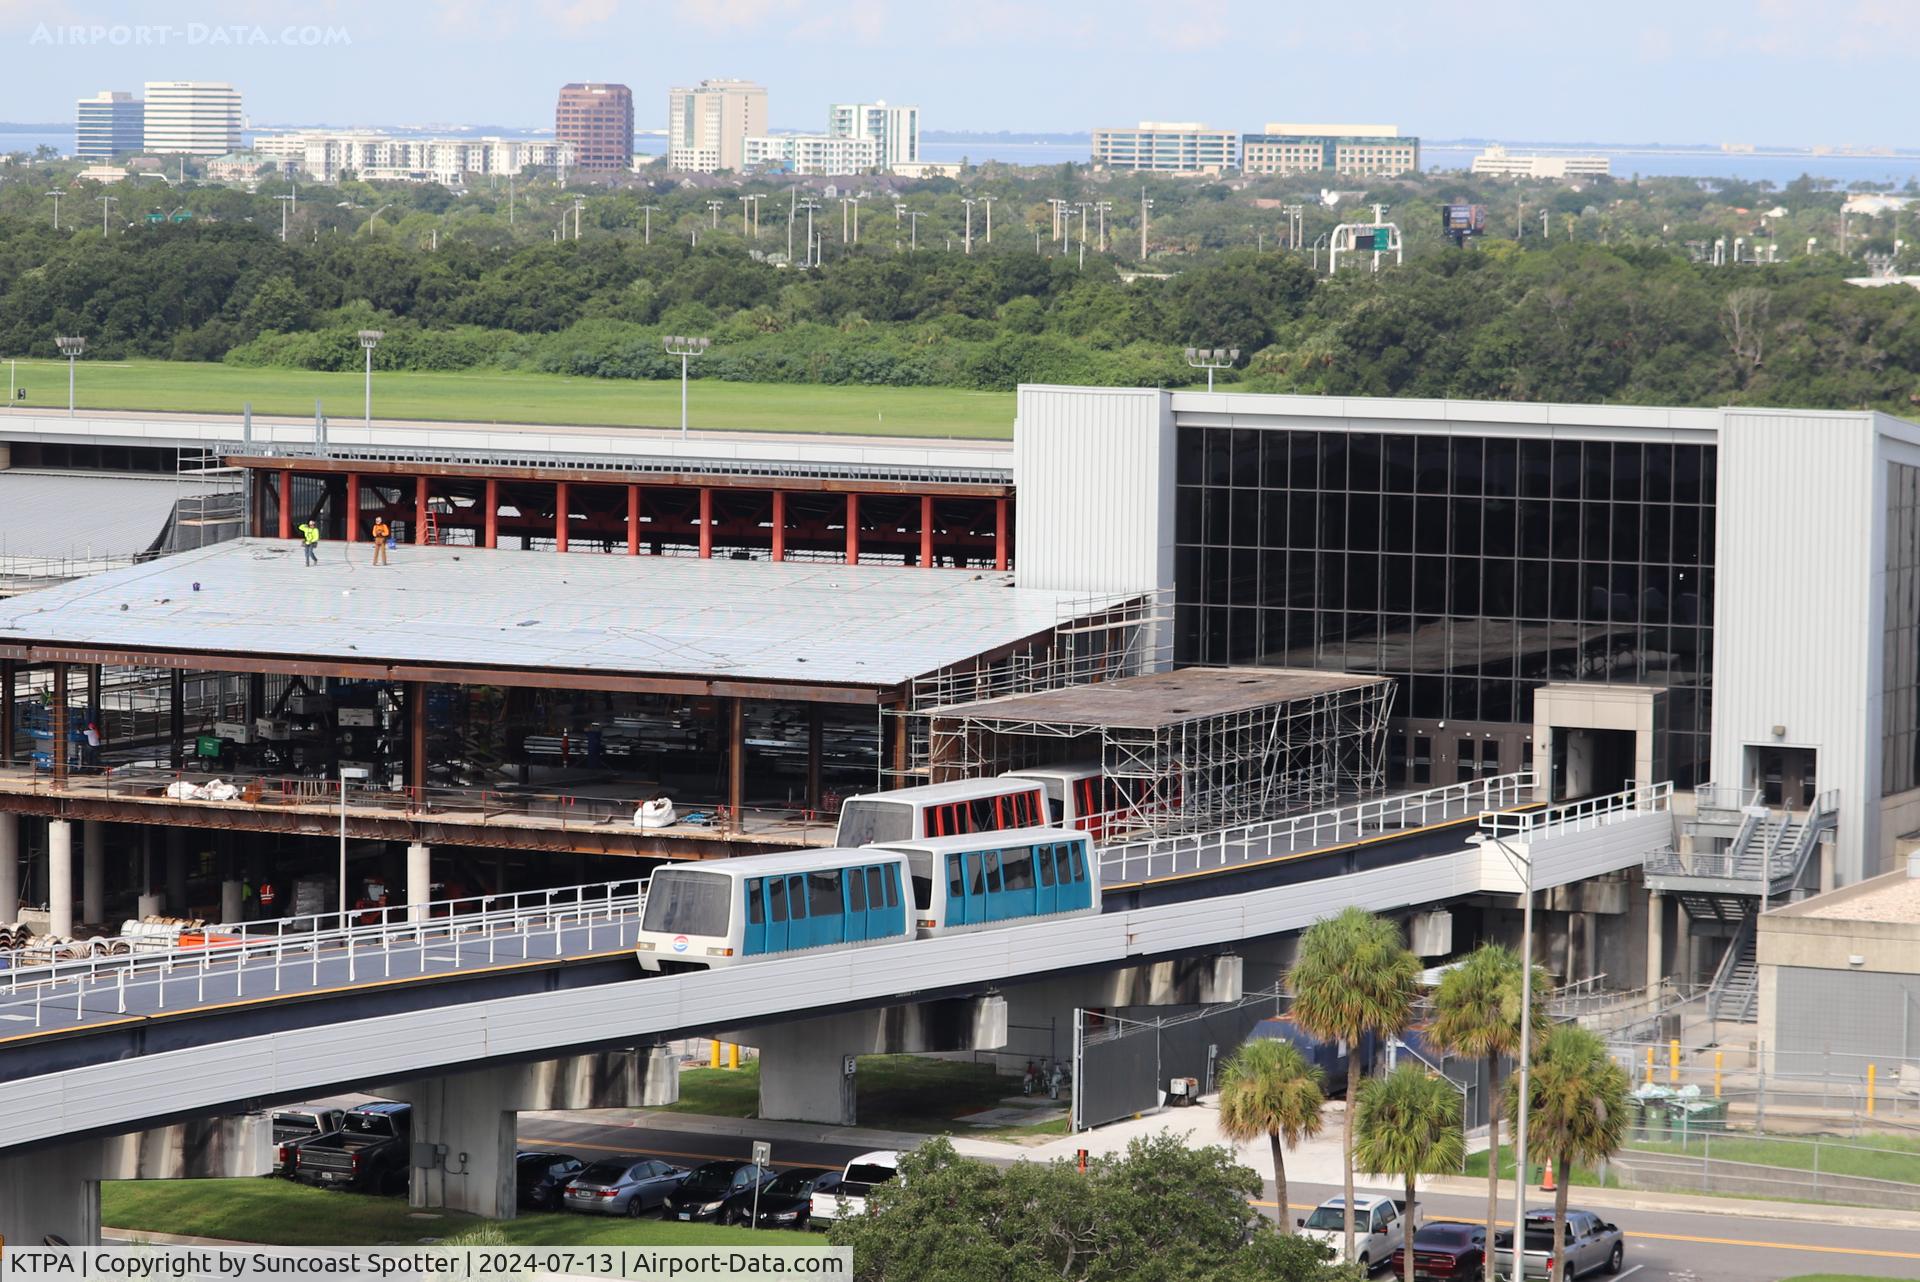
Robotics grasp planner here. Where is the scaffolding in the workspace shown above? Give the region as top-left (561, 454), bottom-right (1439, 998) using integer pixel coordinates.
top-left (921, 667), bottom-right (1395, 840)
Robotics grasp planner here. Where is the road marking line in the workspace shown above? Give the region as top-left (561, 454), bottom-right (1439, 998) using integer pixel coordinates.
top-left (1611, 1266), bottom-right (1642, 1280)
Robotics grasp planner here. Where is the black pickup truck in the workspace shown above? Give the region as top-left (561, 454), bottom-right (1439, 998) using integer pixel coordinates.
top-left (292, 1101), bottom-right (412, 1195)
top-left (270, 1106), bottom-right (347, 1178)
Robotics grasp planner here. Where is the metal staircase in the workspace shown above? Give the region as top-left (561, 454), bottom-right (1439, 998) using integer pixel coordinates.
top-left (1707, 918), bottom-right (1760, 1023)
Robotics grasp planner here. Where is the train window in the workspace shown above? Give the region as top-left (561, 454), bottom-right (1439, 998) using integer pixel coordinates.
top-left (1051, 844), bottom-right (1072, 885)
top-left (911, 872), bottom-right (932, 910)
top-left (947, 855), bottom-right (966, 898)
top-left (848, 868), bottom-right (868, 912)
top-left (747, 881), bottom-right (765, 925)
top-left (867, 866), bottom-right (885, 907)
top-left (967, 853), bottom-right (987, 896)
top-left (883, 866), bottom-right (900, 908)
top-left (1001, 846), bottom-right (1035, 891)
top-left (970, 798), bottom-right (996, 831)
top-left (1036, 846), bottom-right (1055, 886)
top-left (983, 850), bottom-right (1002, 893)
top-left (768, 878), bottom-right (788, 923)
top-left (1068, 841), bottom-right (1087, 882)
top-left (788, 875), bottom-right (808, 919)
top-left (808, 872), bottom-right (840, 917)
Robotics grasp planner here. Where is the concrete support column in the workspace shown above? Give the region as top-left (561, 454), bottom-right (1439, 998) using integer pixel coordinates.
top-left (755, 1021), bottom-right (859, 1126)
top-left (221, 878), bottom-right (243, 924)
top-left (1646, 891), bottom-right (1665, 987)
top-left (0, 1140), bottom-right (104, 1245)
top-left (1582, 910), bottom-right (1599, 983)
top-left (165, 827), bottom-right (187, 912)
top-left (82, 820), bottom-right (105, 926)
top-left (0, 812), bottom-right (19, 921)
top-left (48, 819), bottom-right (73, 938)
top-left (407, 842), bottom-right (432, 923)
top-left (405, 1069), bottom-right (518, 1217)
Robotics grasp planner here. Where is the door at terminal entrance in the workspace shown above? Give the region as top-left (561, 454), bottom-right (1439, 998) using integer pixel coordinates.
top-left (1748, 745), bottom-right (1817, 808)
top-left (1550, 727), bottom-right (1635, 802)
top-left (1389, 722), bottom-right (1528, 790)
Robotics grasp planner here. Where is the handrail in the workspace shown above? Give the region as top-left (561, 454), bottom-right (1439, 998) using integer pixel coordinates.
top-left (1476, 780), bottom-right (1671, 840)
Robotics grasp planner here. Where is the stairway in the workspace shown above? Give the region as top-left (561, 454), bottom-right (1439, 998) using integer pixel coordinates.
top-left (1708, 926), bottom-right (1760, 1024)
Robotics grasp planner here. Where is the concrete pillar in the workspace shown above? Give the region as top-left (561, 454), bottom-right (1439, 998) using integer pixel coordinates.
top-left (407, 842), bottom-right (432, 923)
top-left (1582, 910), bottom-right (1599, 983)
top-left (82, 820), bottom-right (105, 926)
top-left (48, 819), bottom-right (74, 938)
top-left (0, 442), bottom-right (10, 470)
top-left (0, 1140), bottom-right (104, 1245)
top-left (1646, 891), bottom-right (1664, 987)
top-left (221, 878), bottom-right (243, 924)
top-left (0, 812), bottom-right (18, 922)
top-left (405, 1068), bottom-right (518, 1217)
top-left (165, 827), bottom-right (187, 912)
top-left (756, 1021), bottom-right (859, 1126)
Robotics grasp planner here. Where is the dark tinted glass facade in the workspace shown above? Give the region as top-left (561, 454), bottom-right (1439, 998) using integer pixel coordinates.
top-left (1174, 428), bottom-right (1716, 788)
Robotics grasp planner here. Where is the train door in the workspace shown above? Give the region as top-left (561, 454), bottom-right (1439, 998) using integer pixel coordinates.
top-left (784, 874), bottom-right (810, 947)
top-left (980, 850), bottom-right (1006, 920)
top-left (1034, 842), bottom-right (1059, 916)
top-left (946, 854), bottom-right (973, 925)
top-left (764, 878), bottom-right (790, 952)
top-left (845, 865), bottom-right (870, 940)
top-left (744, 879), bottom-right (768, 955)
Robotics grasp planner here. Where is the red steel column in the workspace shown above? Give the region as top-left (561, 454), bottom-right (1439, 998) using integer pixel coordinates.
top-left (699, 488), bottom-right (714, 559)
top-left (277, 471), bottom-right (292, 539)
top-left (484, 479), bottom-right (499, 549)
top-left (554, 481), bottom-right (570, 553)
top-left (994, 497), bottom-right (1009, 571)
top-left (345, 474), bottom-right (360, 542)
top-left (627, 485), bottom-right (640, 555)
top-left (845, 494), bottom-right (859, 566)
top-left (771, 490), bottom-right (786, 562)
top-left (920, 495), bottom-right (934, 569)
top-left (413, 476), bottom-right (429, 545)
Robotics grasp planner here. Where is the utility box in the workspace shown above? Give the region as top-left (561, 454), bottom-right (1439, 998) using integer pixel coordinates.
top-left (285, 692), bottom-right (332, 716)
top-left (254, 717), bottom-right (291, 741)
top-left (338, 708), bottom-right (377, 727)
top-left (214, 720), bottom-right (255, 744)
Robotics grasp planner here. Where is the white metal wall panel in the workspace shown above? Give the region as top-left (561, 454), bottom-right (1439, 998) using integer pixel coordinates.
top-left (1523, 812), bottom-right (1678, 890)
top-left (1013, 386), bottom-right (1172, 595)
top-left (1711, 410), bottom-right (1880, 883)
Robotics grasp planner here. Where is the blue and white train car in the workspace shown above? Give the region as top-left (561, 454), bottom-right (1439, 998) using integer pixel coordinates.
top-left (635, 848), bottom-right (912, 971)
top-left (879, 826), bottom-right (1100, 938)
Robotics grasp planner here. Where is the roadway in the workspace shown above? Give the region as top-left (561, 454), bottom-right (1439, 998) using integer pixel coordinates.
top-left (512, 1113), bottom-right (1920, 1282)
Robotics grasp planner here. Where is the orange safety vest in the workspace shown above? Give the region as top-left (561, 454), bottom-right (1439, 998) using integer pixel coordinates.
top-left (258, 883), bottom-right (277, 907)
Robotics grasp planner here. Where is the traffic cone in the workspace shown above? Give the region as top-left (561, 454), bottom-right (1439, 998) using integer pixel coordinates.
top-left (1540, 1160), bottom-right (1556, 1193)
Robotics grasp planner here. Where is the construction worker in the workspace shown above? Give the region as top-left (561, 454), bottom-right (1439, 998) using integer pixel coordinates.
top-left (371, 516), bottom-right (391, 566)
top-left (298, 519), bottom-right (320, 566)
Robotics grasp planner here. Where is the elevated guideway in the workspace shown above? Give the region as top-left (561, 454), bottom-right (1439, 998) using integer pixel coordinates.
top-left (0, 774), bottom-right (1675, 1155)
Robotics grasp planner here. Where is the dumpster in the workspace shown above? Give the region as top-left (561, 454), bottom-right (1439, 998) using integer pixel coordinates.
top-left (1630, 1084), bottom-right (1673, 1142)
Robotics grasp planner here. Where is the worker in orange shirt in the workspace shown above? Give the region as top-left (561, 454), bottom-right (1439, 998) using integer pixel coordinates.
top-left (371, 516), bottom-right (392, 565)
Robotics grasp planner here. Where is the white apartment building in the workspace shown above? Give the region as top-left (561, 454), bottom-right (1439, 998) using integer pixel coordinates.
top-left (1470, 144), bottom-right (1610, 180)
top-left (250, 132), bottom-right (573, 185)
top-left (1092, 122), bottom-right (1237, 173)
top-left (828, 101), bottom-right (920, 169)
top-left (742, 133), bottom-right (879, 175)
top-left (667, 79), bottom-right (768, 172)
top-left (142, 82), bottom-right (242, 155)
top-left (1240, 124), bottom-right (1419, 177)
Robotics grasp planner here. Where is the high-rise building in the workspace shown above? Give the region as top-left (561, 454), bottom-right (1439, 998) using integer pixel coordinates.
top-left (251, 131), bottom-right (573, 185)
top-left (828, 101), bottom-right (920, 170)
top-left (1239, 124), bottom-right (1420, 177)
top-left (555, 83), bottom-right (633, 171)
top-left (75, 91), bottom-right (144, 159)
top-left (1091, 123), bottom-right (1237, 173)
top-left (142, 82), bottom-right (243, 156)
top-left (743, 133), bottom-right (880, 175)
top-left (666, 79), bottom-right (767, 173)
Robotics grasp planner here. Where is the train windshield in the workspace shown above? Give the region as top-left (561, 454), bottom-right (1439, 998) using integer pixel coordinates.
top-left (837, 799), bottom-right (912, 846)
top-left (642, 871), bottom-right (733, 937)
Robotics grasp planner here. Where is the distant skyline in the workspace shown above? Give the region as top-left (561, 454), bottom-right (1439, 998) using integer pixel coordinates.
top-left (0, 1), bottom-right (1915, 148)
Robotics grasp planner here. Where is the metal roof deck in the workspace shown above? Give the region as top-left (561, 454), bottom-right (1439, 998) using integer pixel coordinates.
top-left (932, 666), bottom-right (1392, 729)
top-left (0, 539), bottom-right (1094, 694)
top-left (0, 470), bottom-right (218, 561)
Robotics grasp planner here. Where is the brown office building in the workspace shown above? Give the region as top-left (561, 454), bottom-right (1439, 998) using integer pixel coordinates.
top-left (555, 82), bottom-right (633, 171)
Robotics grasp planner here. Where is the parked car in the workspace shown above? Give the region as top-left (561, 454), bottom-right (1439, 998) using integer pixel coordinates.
top-left (1297, 1194), bottom-right (1410, 1273)
top-left (561, 1158), bottom-right (688, 1217)
top-left (1493, 1209), bottom-right (1625, 1279)
top-left (1390, 1221), bottom-right (1488, 1282)
top-left (291, 1101), bottom-right (411, 1194)
top-left (269, 1106), bottom-right (346, 1178)
top-left (661, 1160), bottom-right (777, 1224)
top-left (747, 1168), bottom-right (840, 1230)
top-left (810, 1150), bottom-right (900, 1228)
top-left (515, 1151), bottom-right (585, 1212)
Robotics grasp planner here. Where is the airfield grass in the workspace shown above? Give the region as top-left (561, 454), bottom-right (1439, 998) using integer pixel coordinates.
top-left (670, 1055), bottom-right (1066, 1139)
top-left (0, 358), bottom-right (1014, 438)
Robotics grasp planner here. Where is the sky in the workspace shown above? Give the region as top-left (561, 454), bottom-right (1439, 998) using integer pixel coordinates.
top-left (1, 0), bottom-right (1916, 146)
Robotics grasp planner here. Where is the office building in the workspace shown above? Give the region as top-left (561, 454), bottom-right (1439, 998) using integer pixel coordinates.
top-left (829, 100), bottom-right (920, 169)
top-left (667, 79), bottom-right (767, 173)
top-left (251, 132), bottom-right (572, 185)
top-left (1471, 144), bottom-right (1610, 180)
top-left (74, 91), bottom-right (144, 159)
top-left (555, 83), bottom-right (633, 171)
top-left (141, 82), bottom-right (243, 156)
top-left (742, 133), bottom-right (879, 175)
top-left (1240, 124), bottom-right (1419, 177)
top-left (1091, 123), bottom-right (1237, 173)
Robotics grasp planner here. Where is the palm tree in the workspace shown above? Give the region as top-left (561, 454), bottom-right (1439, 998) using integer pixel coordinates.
top-left (1289, 906), bottom-right (1420, 1264)
top-left (1508, 1024), bottom-right (1631, 1281)
top-left (1216, 1036), bottom-right (1326, 1235)
top-left (1354, 1063), bottom-right (1466, 1282)
top-left (1427, 943), bottom-right (1550, 1263)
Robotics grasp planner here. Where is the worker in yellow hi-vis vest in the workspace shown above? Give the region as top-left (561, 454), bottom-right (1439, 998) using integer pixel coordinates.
top-left (298, 519), bottom-right (320, 566)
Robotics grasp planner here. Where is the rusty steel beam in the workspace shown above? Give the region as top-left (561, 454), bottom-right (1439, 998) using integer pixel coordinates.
top-left (232, 457), bottom-right (1011, 499)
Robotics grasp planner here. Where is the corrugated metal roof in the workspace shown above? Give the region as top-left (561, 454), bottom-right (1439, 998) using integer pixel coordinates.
top-left (0, 538), bottom-right (1099, 688)
top-left (933, 666), bottom-right (1391, 728)
top-left (0, 471), bottom-right (201, 560)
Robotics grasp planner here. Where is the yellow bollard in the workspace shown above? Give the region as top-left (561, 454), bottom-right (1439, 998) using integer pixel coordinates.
top-left (1714, 1050), bottom-right (1723, 1098)
top-left (1645, 1047), bottom-right (1655, 1086)
top-left (1869, 1063), bottom-right (1878, 1117)
top-left (729, 1042), bottom-right (740, 1071)
top-left (710, 1039), bottom-right (722, 1069)
top-left (1669, 1038), bottom-right (1681, 1085)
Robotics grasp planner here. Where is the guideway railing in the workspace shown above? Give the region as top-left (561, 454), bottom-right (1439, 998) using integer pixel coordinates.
top-left (1098, 771), bottom-right (1538, 884)
top-left (1477, 780), bottom-right (1673, 840)
top-left (0, 877), bottom-right (651, 1032)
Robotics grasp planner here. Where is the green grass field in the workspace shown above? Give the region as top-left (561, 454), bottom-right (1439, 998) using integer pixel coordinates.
top-left (101, 1178), bottom-right (768, 1247)
top-left (1463, 1149), bottom-right (1615, 1189)
top-left (1627, 1131), bottom-right (1920, 1187)
top-left (670, 1055), bottom-right (1065, 1138)
top-left (0, 358), bottom-right (1014, 439)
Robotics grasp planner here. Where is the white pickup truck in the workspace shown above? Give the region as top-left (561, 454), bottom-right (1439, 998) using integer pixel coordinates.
top-left (809, 1150), bottom-right (899, 1227)
top-left (1297, 1194), bottom-right (1410, 1273)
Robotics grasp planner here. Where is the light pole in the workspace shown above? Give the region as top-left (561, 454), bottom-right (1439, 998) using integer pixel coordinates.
top-left (1047, 197), bottom-right (1068, 244)
top-left (1095, 200), bottom-right (1112, 253)
top-left (1183, 346), bottom-right (1238, 392)
top-left (962, 198), bottom-right (976, 253)
top-left (663, 335), bottom-right (710, 439)
top-left (740, 194), bottom-right (755, 237)
top-left (1139, 187), bottom-right (1153, 259)
top-left (276, 193), bottom-right (293, 241)
top-left (358, 330), bottom-right (383, 427)
top-left (798, 200), bottom-right (821, 266)
top-left (706, 198), bottom-right (723, 229)
top-left (640, 204), bottom-right (659, 244)
top-left (1281, 203), bottom-right (1303, 249)
top-left (847, 195), bottom-right (861, 244)
top-left (55, 335), bottom-right (86, 415)
top-left (1469, 832), bottom-right (1535, 1282)
top-left (47, 190), bottom-right (63, 229)
top-left (904, 210), bottom-right (923, 251)
top-left (573, 196), bottom-right (585, 240)
top-left (981, 194), bottom-right (996, 244)
top-left (99, 195), bottom-right (117, 235)
top-left (1313, 232), bottom-right (1329, 272)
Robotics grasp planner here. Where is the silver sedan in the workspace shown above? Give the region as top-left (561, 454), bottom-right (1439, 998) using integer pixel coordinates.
top-left (561, 1158), bottom-right (688, 1216)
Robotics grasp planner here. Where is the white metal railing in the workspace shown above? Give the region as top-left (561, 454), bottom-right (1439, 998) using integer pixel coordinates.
top-left (1692, 783), bottom-right (1762, 816)
top-left (1098, 771), bottom-right (1536, 884)
top-left (0, 878), bottom-right (650, 1030)
top-left (1477, 780), bottom-right (1671, 840)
